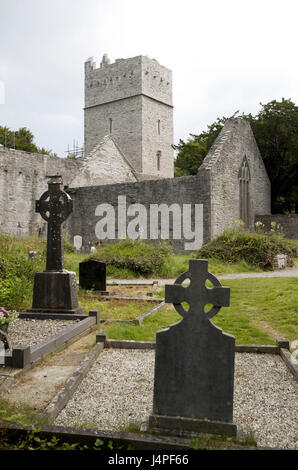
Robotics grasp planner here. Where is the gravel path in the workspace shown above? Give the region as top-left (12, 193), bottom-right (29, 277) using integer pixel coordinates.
top-left (7, 319), bottom-right (80, 350)
top-left (106, 266), bottom-right (298, 286)
top-left (55, 349), bottom-right (298, 449)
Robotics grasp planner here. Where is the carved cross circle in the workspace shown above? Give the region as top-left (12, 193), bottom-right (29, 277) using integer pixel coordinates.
top-left (165, 259), bottom-right (230, 320)
top-left (37, 190), bottom-right (72, 223)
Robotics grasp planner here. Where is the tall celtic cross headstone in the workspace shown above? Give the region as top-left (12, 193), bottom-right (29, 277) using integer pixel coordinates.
top-left (149, 259), bottom-right (237, 437)
top-left (28, 176), bottom-right (82, 314)
top-left (36, 175), bottom-right (72, 271)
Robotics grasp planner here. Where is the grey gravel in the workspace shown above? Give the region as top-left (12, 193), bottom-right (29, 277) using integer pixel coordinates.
top-left (55, 350), bottom-right (298, 449)
top-left (7, 319), bottom-right (80, 349)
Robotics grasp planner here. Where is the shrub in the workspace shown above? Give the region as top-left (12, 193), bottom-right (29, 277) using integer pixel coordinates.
top-left (0, 234), bottom-right (46, 310)
top-left (196, 229), bottom-right (293, 270)
top-left (86, 239), bottom-right (172, 276)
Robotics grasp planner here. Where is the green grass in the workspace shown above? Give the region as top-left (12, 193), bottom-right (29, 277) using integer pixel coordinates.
top-left (103, 278), bottom-right (298, 344)
top-left (78, 291), bottom-right (155, 319)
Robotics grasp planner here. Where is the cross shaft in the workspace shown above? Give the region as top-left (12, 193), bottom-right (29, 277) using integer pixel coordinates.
top-left (36, 176), bottom-right (72, 272)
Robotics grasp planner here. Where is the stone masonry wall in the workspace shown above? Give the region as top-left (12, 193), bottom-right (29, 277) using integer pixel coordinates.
top-left (0, 147), bottom-right (79, 236)
top-left (255, 214), bottom-right (298, 239)
top-left (84, 95), bottom-right (143, 172)
top-left (0, 142), bottom-right (137, 238)
top-left (65, 170), bottom-right (211, 253)
top-left (84, 55), bottom-right (173, 177)
top-left (142, 95), bottom-right (174, 178)
top-left (200, 118), bottom-right (271, 238)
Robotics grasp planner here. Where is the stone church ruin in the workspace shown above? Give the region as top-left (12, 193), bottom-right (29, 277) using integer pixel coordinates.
top-left (0, 53), bottom-right (274, 251)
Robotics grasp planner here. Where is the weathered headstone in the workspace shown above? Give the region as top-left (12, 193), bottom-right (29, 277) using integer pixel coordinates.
top-left (79, 259), bottom-right (108, 295)
top-left (28, 250), bottom-right (36, 260)
top-left (149, 259), bottom-right (237, 437)
top-left (28, 175), bottom-right (82, 314)
top-left (73, 235), bottom-right (83, 252)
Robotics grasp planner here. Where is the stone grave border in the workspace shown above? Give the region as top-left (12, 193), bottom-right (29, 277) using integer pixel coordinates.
top-left (1, 298), bottom-right (165, 369)
top-left (95, 334), bottom-right (297, 382)
top-left (2, 311), bottom-right (100, 369)
top-left (99, 300), bottom-right (165, 326)
top-left (0, 421), bottom-right (202, 450)
top-left (92, 293), bottom-right (161, 304)
top-left (36, 333), bottom-right (297, 445)
top-left (91, 279), bottom-right (160, 303)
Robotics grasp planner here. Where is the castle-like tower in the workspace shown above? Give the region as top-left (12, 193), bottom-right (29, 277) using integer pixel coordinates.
top-left (84, 54), bottom-right (174, 178)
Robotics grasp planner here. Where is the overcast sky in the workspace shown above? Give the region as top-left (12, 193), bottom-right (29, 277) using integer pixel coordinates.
top-left (0, 0), bottom-right (297, 157)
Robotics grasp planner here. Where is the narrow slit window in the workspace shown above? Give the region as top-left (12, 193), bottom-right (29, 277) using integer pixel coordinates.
top-left (157, 119), bottom-right (161, 135)
top-left (239, 156), bottom-right (250, 226)
top-left (109, 118), bottom-right (113, 134)
top-left (157, 151), bottom-right (161, 171)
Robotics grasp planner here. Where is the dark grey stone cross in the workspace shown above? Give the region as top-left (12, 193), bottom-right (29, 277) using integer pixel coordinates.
top-left (36, 175), bottom-right (72, 272)
top-left (165, 259), bottom-right (230, 319)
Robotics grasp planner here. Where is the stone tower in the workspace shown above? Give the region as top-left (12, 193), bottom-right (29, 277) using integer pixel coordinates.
top-left (84, 54), bottom-right (174, 178)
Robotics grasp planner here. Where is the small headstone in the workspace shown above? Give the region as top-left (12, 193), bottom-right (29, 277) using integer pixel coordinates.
top-left (28, 250), bottom-right (36, 260)
top-left (275, 254), bottom-right (287, 269)
top-left (149, 259), bottom-right (237, 437)
top-left (79, 259), bottom-right (108, 294)
top-left (73, 235), bottom-right (83, 252)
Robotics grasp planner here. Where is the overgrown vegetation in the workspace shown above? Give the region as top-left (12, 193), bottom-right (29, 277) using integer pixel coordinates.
top-left (0, 426), bottom-right (132, 450)
top-left (0, 234), bottom-right (46, 310)
top-left (86, 239), bottom-right (173, 276)
top-left (0, 233), bottom-right (296, 311)
top-left (196, 229), bottom-right (294, 270)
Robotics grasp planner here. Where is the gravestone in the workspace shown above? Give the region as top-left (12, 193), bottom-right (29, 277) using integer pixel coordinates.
top-left (73, 235), bottom-right (83, 252)
top-left (28, 175), bottom-right (83, 314)
top-left (79, 259), bottom-right (108, 294)
top-left (149, 259), bottom-right (237, 437)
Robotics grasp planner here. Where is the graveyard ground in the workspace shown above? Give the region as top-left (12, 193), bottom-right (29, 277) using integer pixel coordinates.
top-left (0, 234), bottom-right (297, 450)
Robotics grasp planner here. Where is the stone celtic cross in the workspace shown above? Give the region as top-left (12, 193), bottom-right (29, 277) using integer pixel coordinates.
top-left (28, 176), bottom-right (82, 314)
top-left (36, 175), bottom-right (72, 272)
top-left (150, 259), bottom-right (236, 432)
top-left (165, 259), bottom-right (230, 319)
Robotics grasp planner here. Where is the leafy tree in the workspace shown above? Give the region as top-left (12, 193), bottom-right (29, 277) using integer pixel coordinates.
top-left (174, 99), bottom-right (298, 213)
top-left (173, 115), bottom-right (232, 176)
top-left (0, 125), bottom-right (57, 157)
top-left (246, 99), bottom-right (298, 214)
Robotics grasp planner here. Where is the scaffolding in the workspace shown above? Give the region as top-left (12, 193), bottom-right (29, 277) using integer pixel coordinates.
top-left (65, 140), bottom-right (84, 159)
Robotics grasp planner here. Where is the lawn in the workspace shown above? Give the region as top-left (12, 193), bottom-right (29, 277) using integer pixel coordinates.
top-left (102, 277), bottom-right (298, 344)
top-left (78, 290), bottom-right (156, 320)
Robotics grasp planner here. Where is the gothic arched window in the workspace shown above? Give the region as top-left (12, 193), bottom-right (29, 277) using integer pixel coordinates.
top-left (239, 156), bottom-right (250, 226)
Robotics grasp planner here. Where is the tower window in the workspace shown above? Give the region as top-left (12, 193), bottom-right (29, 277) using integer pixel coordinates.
top-left (157, 120), bottom-right (161, 135)
top-left (109, 118), bottom-right (113, 134)
top-left (157, 151), bottom-right (161, 171)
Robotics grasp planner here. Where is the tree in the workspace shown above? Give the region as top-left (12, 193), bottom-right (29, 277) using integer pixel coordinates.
top-left (174, 99), bottom-right (298, 213)
top-left (173, 115), bottom-right (231, 176)
top-left (0, 125), bottom-right (57, 157)
top-left (246, 99), bottom-right (298, 214)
